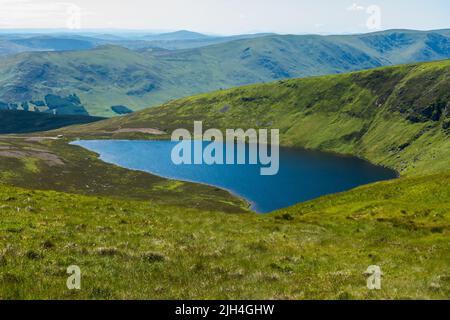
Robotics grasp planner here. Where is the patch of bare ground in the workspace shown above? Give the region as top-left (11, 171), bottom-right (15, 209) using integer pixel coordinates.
top-left (0, 149), bottom-right (64, 166)
top-left (0, 136), bottom-right (60, 142)
top-left (113, 128), bottom-right (167, 135)
top-left (24, 137), bottom-right (59, 142)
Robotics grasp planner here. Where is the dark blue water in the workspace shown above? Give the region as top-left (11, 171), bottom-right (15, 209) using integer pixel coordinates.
top-left (72, 140), bottom-right (397, 213)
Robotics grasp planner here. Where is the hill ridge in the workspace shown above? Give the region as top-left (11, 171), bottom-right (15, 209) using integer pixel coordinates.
top-left (0, 29), bottom-right (449, 117)
top-left (62, 59), bottom-right (450, 176)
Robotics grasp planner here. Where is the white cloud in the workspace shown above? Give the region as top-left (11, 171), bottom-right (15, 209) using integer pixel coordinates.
top-left (347, 3), bottom-right (365, 12)
top-left (0, 0), bottom-right (83, 28)
top-left (0, 0), bottom-right (448, 34)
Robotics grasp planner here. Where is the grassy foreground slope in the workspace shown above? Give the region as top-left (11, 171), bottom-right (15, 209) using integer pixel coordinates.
top-left (66, 60), bottom-right (450, 175)
top-left (0, 61), bottom-right (448, 300)
top-left (0, 172), bottom-right (448, 299)
top-left (0, 137), bottom-right (247, 213)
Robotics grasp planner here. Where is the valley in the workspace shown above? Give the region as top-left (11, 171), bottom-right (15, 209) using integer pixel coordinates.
top-left (58, 60), bottom-right (450, 176)
top-left (0, 29), bottom-right (449, 117)
top-left (0, 22), bottom-right (448, 300)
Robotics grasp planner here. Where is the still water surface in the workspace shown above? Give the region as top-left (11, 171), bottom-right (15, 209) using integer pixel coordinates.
top-left (72, 140), bottom-right (397, 213)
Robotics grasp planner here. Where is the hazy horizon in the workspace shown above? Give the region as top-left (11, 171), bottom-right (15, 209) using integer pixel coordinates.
top-left (0, 0), bottom-right (449, 35)
top-left (0, 26), bottom-right (449, 37)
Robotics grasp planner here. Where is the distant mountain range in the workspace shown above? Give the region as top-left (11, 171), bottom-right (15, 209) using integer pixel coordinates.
top-left (0, 30), bottom-right (272, 55)
top-left (141, 30), bottom-right (212, 41)
top-left (0, 29), bottom-right (448, 117)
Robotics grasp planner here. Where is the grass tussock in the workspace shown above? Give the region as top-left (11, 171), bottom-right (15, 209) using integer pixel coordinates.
top-left (0, 172), bottom-right (448, 300)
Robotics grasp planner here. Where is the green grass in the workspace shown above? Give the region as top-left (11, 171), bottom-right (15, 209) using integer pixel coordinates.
top-left (0, 29), bottom-right (449, 117)
top-left (0, 60), bottom-right (448, 300)
top-left (0, 173), bottom-right (448, 299)
top-left (0, 137), bottom-right (247, 213)
top-left (61, 60), bottom-right (450, 176)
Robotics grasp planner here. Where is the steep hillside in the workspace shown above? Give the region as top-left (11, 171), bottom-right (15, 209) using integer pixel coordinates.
top-left (334, 29), bottom-right (450, 64)
top-left (67, 60), bottom-right (450, 176)
top-left (0, 61), bottom-right (448, 300)
top-left (0, 166), bottom-right (448, 299)
top-left (0, 46), bottom-right (163, 117)
top-left (137, 33), bottom-right (274, 50)
top-left (0, 29), bottom-right (449, 117)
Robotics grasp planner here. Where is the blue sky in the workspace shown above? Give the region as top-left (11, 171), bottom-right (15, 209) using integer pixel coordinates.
top-left (0, 0), bottom-right (449, 34)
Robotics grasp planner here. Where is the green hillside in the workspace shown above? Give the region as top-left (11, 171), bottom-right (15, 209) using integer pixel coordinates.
top-left (0, 31), bottom-right (272, 55)
top-left (0, 60), bottom-right (449, 299)
top-left (65, 60), bottom-right (450, 176)
top-left (0, 29), bottom-right (449, 117)
top-left (0, 158), bottom-right (448, 299)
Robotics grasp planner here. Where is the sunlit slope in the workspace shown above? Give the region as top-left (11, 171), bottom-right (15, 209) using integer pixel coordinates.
top-left (0, 61), bottom-right (448, 300)
top-left (67, 60), bottom-right (450, 176)
top-left (0, 29), bottom-right (449, 117)
top-left (0, 171), bottom-right (448, 299)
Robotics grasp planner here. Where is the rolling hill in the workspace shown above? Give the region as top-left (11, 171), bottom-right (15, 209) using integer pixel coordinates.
top-left (133, 32), bottom-right (275, 50)
top-left (0, 60), bottom-right (448, 299)
top-left (0, 34), bottom-right (100, 56)
top-left (141, 30), bottom-right (212, 41)
top-left (0, 31), bottom-right (270, 55)
top-left (0, 29), bottom-right (449, 117)
top-left (0, 171), bottom-right (448, 299)
top-left (9, 35), bottom-right (97, 52)
top-left (65, 59), bottom-right (450, 176)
